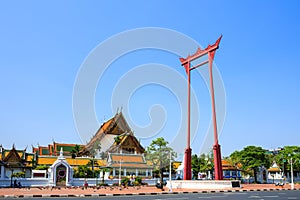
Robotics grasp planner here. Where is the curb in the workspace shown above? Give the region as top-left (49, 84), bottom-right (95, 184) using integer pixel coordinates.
top-left (1, 188), bottom-right (299, 198)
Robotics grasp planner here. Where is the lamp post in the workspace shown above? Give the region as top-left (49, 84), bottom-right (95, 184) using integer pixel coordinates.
top-left (11, 168), bottom-right (14, 188)
top-left (288, 154), bottom-right (294, 190)
top-left (169, 151), bottom-right (172, 192)
top-left (119, 159), bottom-right (122, 187)
top-left (282, 158), bottom-right (286, 183)
top-left (179, 36), bottom-right (223, 180)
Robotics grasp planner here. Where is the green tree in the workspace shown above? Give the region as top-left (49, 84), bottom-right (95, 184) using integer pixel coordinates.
top-left (191, 154), bottom-right (200, 178)
top-left (71, 144), bottom-right (81, 159)
top-left (114, 136), bottom-right (121, 144)
top-left (89, 141), bottom-right (101, 178)
top-left (228, 150), bottom-right (243, 180)
top-left (73, 165), bottom-right (98, 178)
top-left (230, 146), bottom-right (270, 183)
top-left (273, 146), bottom-right (300, 177)
top-left (31, 158), bottom-right (37, 169)
top-left (12, 172), bottom-right (25, 178)
top-left (146, 137), bottom-right (176, 190)
top-left (191, 153), bottom-right (214, 179)
top-left (87, 159), bottom-right (99, 178)
top-left (199, 153), bottom-right (214, 177)
top-left (34, 165), bottom-right (48, 170)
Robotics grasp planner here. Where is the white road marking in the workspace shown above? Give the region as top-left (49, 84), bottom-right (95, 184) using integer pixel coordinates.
top-left (287, 197), bottom-right (298, 200)
top-left (155, 198), bottom-right (189, 200)
top-left (262, 196), bottom-right (279, 198)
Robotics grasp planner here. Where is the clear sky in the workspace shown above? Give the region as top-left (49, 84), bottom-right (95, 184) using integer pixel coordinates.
top-left (0, 1), bottom-right (299, 157)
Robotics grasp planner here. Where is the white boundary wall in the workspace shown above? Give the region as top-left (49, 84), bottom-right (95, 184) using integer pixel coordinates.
top-left (166, 180), bottom-right (238, 189)
top-left (0, 178), bottom-right (157, 187)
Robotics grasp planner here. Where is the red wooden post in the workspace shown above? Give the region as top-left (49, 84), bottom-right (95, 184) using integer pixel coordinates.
top-left (179, 36), bottom-right (223, 180)
top-left (183, 61), bottom-right (192, 180)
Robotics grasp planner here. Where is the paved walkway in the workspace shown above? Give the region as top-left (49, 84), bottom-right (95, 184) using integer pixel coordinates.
top-left (0, 184), bottom-right (299, 198)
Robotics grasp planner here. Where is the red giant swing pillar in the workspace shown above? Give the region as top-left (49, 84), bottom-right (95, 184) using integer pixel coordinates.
top-left (179, 36), bottom-right (223, 180)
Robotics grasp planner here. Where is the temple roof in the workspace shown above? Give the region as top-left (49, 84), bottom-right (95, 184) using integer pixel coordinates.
top-left (268, 161), bottom-right (281, 172)
top-left (79, 112), bottom-right (142, 156)
top-left (33, 142), bottom-right (84, 156)
top-left (107, 133), bottom-right (145, 154)
top-left (222, 160), bottom-right (242, 170)
top-left (2, 145), bottom-right (25, 167)
top-left (107, 153), bottom-right (152, 169)
top-left (37, 156), bottom-right (106, 167)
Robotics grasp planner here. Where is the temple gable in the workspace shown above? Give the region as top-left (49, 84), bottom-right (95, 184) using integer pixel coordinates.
top-left (79, 112), bottom-right (143, 156)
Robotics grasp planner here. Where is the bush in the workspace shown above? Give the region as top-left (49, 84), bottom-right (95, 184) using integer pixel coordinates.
top-left (12, 172), bottom-right (25, 178)
top-left (121, 177), bottom-right (130, 186)
top-left (34, 165), bottom-right (48, 170)
top-left (135, 176), bottom-right (142, 184)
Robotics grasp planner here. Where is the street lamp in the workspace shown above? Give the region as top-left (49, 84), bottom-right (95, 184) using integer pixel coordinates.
top-left (119, 159), bottom-right (122, 187)
top-left (288, 154), bottom-right (294, 190)
top-left (179, 36), bottom-right (223, 180)
top-left (169, 151), bottom-right (172, 192)
top-left (10, 168), bottom-right (14, 188)
top-left (282, 157), bottom-right (286, 183)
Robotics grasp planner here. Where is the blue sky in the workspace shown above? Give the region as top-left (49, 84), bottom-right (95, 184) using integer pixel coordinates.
top-left (0, 1), bottom-right (299, 157)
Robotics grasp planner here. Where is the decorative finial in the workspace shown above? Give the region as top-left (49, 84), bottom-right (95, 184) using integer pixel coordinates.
top-left (60, 147), bottom-right (63, 157)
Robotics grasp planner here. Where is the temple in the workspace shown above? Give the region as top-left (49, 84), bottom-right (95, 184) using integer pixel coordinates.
top-left (0, 112), bottom-right (153, 184)
top-left (0, 145), bottom-right (34, 179)
top-left (79, 112), bottom-right (145, 156)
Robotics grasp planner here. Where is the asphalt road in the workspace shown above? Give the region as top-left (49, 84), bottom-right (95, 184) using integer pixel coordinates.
top-left (2, 190), bottom-right (300, 200)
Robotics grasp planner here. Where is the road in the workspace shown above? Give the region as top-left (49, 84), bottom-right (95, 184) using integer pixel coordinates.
top-left (3, 190), bottom-right (300, 199)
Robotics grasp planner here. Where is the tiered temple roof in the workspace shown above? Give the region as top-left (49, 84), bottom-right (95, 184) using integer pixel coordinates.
top-left (268, 161), bottom-right (281, 172)
top-left (0, 145), bottom-right (34, 168)
top-left (107, 153), bottom-right (151, 169)
top-left (32, 142), bottom-right (85, 157)
top-left (79, 112), bottom-right (145, 156)
top-left (221, 160), bottom-right (242, 171)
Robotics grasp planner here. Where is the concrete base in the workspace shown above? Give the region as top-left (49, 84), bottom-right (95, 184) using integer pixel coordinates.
top-left (166, 180), bottom-right (240, 190)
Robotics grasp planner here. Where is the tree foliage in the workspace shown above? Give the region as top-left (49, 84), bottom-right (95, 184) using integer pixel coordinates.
top-left (191, 153), bottom-right (214, 178)
top-left (229, 146), bottom-right (270, 182)
top-left (271, 146), bottom-right (300, 174)
top-left (71, 144), bottom-right (81, 159)
top-left (146, 137), bottom-right (176, 170)
top-left (12, 172), bottom-right (25, 178)
top-left (89, 141), bottom-right (101, 158)
top-left (34, 164), bottom-right (48, 170)
top-left (146, 137), bottom-right (176, 190)
top-left (73, 165), bottom-right (100, 178)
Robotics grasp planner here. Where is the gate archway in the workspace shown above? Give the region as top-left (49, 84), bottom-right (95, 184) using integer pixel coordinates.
top-left (56, 164), bottom-right (67, 186)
